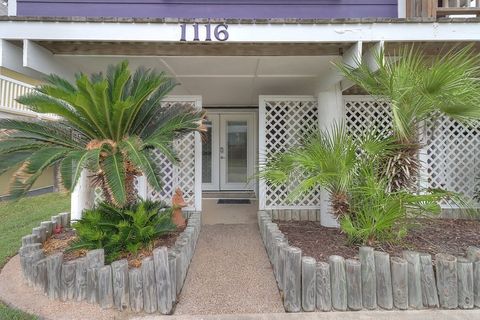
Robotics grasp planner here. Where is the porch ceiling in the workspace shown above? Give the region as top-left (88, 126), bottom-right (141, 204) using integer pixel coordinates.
top-left (54, 54), bottom-right (340, 106)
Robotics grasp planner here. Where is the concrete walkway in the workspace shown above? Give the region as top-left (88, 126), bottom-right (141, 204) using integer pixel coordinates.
top-left (173, 199), bottom-right (284, 315)
top-left (135, 309), bottom-right (480, 320)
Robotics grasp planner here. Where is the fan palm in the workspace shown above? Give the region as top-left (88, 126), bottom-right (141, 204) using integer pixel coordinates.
top-left (260, 124), bottom-right (394, 217)
top-left (337, 45), bottom-right (480, 191)
top-left (0, 61), bottom-right (205, 207)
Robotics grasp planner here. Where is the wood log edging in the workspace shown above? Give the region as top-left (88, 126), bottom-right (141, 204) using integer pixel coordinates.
top-left (257, 210), bottom-right (480, 312)
top-left (19, 211), bottom-right (202, 314)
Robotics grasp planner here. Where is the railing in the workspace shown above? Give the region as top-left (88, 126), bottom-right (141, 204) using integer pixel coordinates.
top-left (0, 75), bottom-right (57, 119)
top-left (407, 0), bottom-right (480, 18)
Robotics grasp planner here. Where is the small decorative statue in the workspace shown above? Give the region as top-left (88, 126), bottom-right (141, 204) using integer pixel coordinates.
top-left (172, 188), bottom-right (187, 227)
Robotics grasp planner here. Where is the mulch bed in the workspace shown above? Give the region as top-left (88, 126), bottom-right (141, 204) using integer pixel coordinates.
top-left (276, 218), bottom-right (480, 262)
top-left (42, 225), bottom-right (185, 268)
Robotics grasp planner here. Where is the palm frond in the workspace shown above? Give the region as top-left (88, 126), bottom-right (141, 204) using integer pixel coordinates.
top-left (102, 152), bottom-right (127, 206)
top-left (120, 136), bottom-right (164, 191)
top-left (0, 119), bottom-right (81, 149)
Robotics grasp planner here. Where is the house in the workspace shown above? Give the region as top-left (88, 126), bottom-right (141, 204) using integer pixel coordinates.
top-left (0, 0), bottom-right (479, 225)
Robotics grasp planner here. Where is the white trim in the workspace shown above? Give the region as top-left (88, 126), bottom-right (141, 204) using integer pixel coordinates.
top-left (2, 21), bottom-right (480, 42)
top-left (201, 113), bottom-right (220, 190)
top-left (7, 0), bottom-right (16, 16)
top-left (193, 96), bottom-right (203, 212)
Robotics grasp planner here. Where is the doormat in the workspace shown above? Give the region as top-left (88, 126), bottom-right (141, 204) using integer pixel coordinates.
top-left (217, 199), bottom-right (251, 204)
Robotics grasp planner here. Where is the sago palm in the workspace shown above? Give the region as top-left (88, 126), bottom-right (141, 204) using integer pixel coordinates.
top-left (260, 124), bottom-right (393, 217)
top-left (0, 61), bottom-right (205, 207)
top-left (337, 45), bottom-right (480, 191)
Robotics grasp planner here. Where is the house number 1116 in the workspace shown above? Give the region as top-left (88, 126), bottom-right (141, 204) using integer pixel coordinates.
top-left (179, 23), bottom-right (229, 42)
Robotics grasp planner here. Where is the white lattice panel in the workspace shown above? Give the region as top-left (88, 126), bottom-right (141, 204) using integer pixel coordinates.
top-left (344, 96), bottom-right (392, 137)
top-left (344, 95), bottom-right (480, 207)
top-left (260, 96), bottom-right (321, 209)
top-left (146, 99), bottom-right (200, 210)
top-left (424, 117), bottom-right (480, 206)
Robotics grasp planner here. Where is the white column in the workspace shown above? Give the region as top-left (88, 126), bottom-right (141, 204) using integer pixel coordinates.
top-left (317, 84), bottom-right (344, 228)
top-left (136, 175), bottom-right (148, 200)
top-left (70, 169), bottom-right (92, 222)
top-left (7, 0), bottom-right (17, 16)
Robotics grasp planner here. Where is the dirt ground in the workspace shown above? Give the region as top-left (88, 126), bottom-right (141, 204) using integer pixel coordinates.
top-left (43, 226), bottom-right (185, 268)
top-left (277, 218), bottom-right (480, 261)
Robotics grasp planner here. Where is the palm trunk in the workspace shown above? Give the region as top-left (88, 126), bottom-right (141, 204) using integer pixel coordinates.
top-left (330, 191), bottom-right (350, 217)
top-left (383, 136), bottom-right (421, 192)
top-left (125, 161), bottom-right (139, 206)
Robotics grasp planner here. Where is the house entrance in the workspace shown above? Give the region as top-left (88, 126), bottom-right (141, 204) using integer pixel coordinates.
top-left (202, 111), bottom-right (256, 192)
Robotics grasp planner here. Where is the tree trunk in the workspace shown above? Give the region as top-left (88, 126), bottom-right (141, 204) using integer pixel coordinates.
top-left (383, 137), bottom-right (420, 192)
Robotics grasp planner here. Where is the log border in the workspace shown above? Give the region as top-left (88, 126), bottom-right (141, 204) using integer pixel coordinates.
top-left (19, 211), bottom-right (202, 314)
top-left (258, 210), bottom-right (480, 312)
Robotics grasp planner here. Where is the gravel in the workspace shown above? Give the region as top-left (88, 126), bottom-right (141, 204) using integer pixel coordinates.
top-left (174, 224), bottom-right (284, 315)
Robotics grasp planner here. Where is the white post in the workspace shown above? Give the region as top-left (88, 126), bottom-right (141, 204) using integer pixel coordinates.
top-left (7, 0), bottom-right (17, 16)
top-left (70, 169), bottom-right (92, 222)
top-left (136, 175), bottom-right (148, 200)
top-left (317, 84), bottom-right (344, 228)
top-left (194, 96), bottom-right (203, 212)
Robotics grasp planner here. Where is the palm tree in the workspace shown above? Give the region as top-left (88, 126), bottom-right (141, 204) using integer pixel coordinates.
top-left (0, 61), bottom-right (205, 207)
top-left (260, 124), bottom-right (393, 217)
top-left (337, 45), bottom-right (480, 191)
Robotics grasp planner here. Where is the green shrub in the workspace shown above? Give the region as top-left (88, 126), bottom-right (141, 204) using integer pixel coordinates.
top-left (340, 167), bottom-right (462, 245)
top-left (70, 199), bottom-right (176, 262)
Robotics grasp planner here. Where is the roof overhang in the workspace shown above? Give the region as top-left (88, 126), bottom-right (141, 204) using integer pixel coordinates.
top-left (1, 17), bottom-right (480, 106)
top-left (1, 16), bottom-right (480, 43)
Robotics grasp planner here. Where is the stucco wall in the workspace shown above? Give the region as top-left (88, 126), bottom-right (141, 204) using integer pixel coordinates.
top-left (17, 0), bottom-right (398, 19)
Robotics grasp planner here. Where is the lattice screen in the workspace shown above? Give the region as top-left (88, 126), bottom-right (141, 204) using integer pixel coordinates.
top-left (344, 96), bottom-right (392, 137)
top-left (260, 97), bottom-right (321, 209)
top-left (93, 97), bottom-right (200, 211)
top-left (424, 117), bottom-right (480, 205)
top-left (146, 100), bottom-right (198, 210)
top-left (344, 95), bottom-right (480, 207)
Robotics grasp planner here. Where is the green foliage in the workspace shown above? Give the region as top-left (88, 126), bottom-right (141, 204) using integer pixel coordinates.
top-left (337, 45), bottom-right (480, 191)
top-left (70, 199), bottom-right (176, 263)
top-left (261, 123), bottom-right (465, 245)
top-left (2, 61), bottom-right (205, 207)
top-left (0, 193), bottom-right (70, 268)
top-left (339, 167), bottom-right (462, 245)
top-left (0, 303), bottom-right (37, 320)
top-left (337, 45), bottom-right (480, 143)
top-left (261, 124), bottom-right (394, 216)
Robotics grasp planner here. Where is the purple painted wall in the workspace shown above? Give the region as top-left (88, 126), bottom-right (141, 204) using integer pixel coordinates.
top-left (17, 0), bottom-right (398, 19)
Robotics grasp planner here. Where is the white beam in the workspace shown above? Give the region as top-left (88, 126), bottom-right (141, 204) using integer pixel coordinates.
top-left (1, 21), bottom-right (480, 43)
top-left (339, 41), bottom-right (363, 91)
top-left (23, 40), bottom-right (74, 80)
top-left (316, 41), bottom-right (362, 93)
top-left (340, 41), bottom-right (385, 91)
top-left (0, 39), bottom-right (43, 78)
top-left (0, 39), bottom-right (22, 72)
top-left (363, 41), bottom-right (385, 73)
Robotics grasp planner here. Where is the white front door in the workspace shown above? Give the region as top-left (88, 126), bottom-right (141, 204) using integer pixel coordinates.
top-left (202, 112), bottom-right (255, 191)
